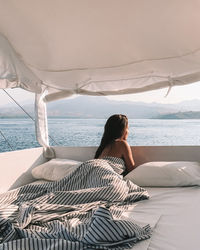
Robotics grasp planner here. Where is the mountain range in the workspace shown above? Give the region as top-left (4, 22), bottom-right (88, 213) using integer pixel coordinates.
top-left (1, 96), bottom-right (200, 119)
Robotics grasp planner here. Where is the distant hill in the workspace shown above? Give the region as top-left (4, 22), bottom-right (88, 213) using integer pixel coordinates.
top-left (0, 105), bottom-right (35, 118)
top-left (1, 96), bottom-right (200, 119)
top-left (46, 96), bottom-right (177, 119)
top-left (154, 111), bottom-right (200, 119)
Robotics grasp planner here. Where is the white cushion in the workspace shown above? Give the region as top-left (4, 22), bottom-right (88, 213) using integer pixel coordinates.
top-left (32, 158), bottom-right (82, 181)
top-left (124, 161), bottom-right (200, 187)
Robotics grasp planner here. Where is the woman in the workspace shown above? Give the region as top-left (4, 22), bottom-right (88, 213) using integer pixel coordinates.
top-left (95, 114), bottom-right (135, 174)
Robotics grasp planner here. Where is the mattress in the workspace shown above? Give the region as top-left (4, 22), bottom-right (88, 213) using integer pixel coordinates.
top-left (29, 179), bottom-right (200, 250)
top-left (122, 186), bottom-right (200, 250)
top-left (0, 160), bottom-right (151, 250)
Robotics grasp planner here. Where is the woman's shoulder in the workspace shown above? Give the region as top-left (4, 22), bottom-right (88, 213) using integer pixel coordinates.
top-left (115, 139), bottom-right (131, 154)
top-left (115, 139), bottom-right (130, 148)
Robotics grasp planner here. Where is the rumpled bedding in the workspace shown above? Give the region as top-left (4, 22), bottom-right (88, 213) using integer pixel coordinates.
top-left (0, 158), bottom-right (151, 249)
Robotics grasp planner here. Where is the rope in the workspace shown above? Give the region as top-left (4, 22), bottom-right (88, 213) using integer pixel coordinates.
top-left (3, 89), bottom-right (35, 121)
top-left (2, 90), bottom-right (58, 145)
top-left (0, 130), bottom-right (14, 150)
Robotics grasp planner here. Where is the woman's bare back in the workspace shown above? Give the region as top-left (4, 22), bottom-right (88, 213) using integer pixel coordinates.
top-left (99, 140), bottom-right (124, 159)
top-left (99, 140), bottom-right (135, 173)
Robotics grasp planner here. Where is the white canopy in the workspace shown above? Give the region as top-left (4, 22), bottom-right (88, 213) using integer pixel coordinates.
top-left (1, 0), bottom-right (200, 157)
top-left (1, 0), bottom-right (200, 101)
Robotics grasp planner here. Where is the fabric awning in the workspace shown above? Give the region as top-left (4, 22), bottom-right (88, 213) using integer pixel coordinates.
top-left (0, 0), bottom-right (200, 101)
top-left (1, 0), bottom-right (200, 157)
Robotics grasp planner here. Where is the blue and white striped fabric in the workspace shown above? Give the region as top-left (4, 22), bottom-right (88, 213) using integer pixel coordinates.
top-left (0, 157), bottom-right (151, 249)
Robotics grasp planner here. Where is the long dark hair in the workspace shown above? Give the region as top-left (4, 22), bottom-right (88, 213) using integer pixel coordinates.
top-left (95, 114), bottom-right (128, 158)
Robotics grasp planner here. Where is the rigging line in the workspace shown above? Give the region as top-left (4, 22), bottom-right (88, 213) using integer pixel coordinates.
top-left (3, 89), bottom-right (34, 121)
top-left (2, 89), bottom-right (59, 146)
top-left (0, 130), bottom-right (14, 150)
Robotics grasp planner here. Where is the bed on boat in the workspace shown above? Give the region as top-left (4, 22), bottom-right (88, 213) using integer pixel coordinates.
top-left (1, 146), bottom-right (200, 249)
top-left (1, 1), bottom-right (200, 249)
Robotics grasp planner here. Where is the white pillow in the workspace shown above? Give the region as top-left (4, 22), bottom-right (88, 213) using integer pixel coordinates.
top-left (32, 158), bottom-right (82, 181)
top-left (124, 161), bottom-right (200, 187)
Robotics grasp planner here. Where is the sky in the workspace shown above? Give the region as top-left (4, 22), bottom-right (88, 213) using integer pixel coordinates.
top-left (1, 81), bottom-right (200, 107)
top-left (107, 81), bottom-right (200, 104)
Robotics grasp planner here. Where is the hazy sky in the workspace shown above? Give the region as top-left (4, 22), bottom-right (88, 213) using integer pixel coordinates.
top-left (1, 81), bottom-right (200, 107)
top-left (108, 81), bottom-right (200, 103)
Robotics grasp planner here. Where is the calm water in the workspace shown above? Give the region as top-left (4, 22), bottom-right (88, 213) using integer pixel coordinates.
top-left (0, 118), bottom-right (200, 152)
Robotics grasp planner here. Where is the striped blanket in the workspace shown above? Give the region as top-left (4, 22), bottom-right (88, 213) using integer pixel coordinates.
top-left (0, 158), bottom-right (151, 249)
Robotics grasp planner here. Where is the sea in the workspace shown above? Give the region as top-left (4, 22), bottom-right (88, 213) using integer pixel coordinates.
top-left (0, 118), bottom-right (200, 152)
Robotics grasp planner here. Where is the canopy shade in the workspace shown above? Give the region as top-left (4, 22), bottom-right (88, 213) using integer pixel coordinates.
top-left (0, 0), bottom-right (200, 101)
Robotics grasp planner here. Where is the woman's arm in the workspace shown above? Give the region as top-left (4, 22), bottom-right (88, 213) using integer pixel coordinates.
top-left (120, 140), bottom-right (135, 173)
